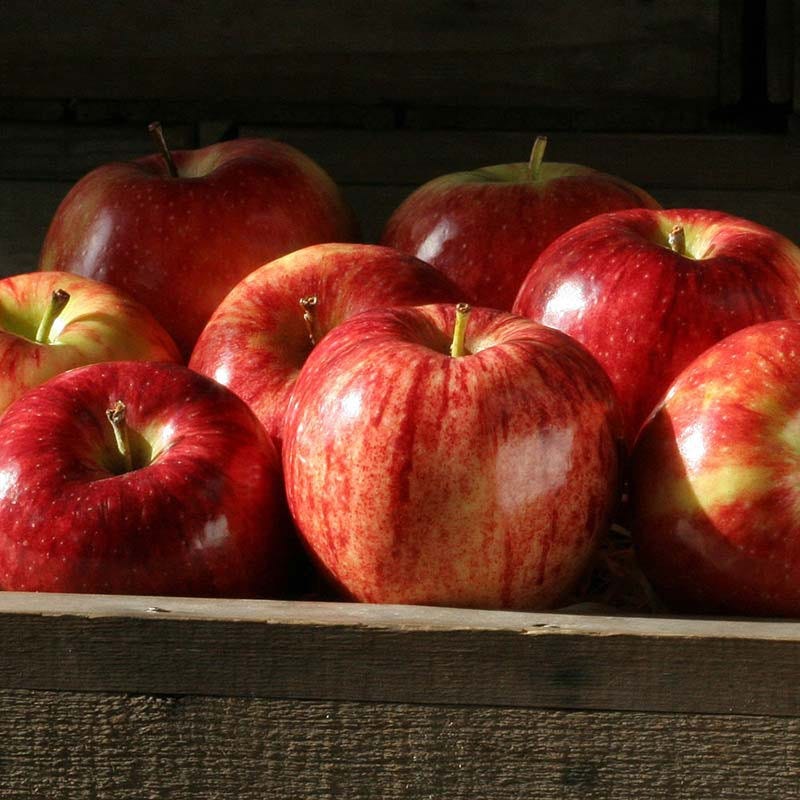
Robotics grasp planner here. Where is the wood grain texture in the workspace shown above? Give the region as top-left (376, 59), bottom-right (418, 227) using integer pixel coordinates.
top-left (0, 181), bottom-right (71, 274)
top-left (0, 592), bottom-right (799, 718)
top-left (0, 688), bottom-right (798, 799)
top-left (0, 1), bottom-right (720, 108)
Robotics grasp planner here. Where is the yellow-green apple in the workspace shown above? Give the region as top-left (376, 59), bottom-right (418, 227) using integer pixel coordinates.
top-left (514, 208), bottom-right (800, 446)
top-left (39, 125), bottom-right (358, 357)
top-left (0, 360), bottom-right (291, 597)
top-left (190, 243), bottom-right (459, 443)
top-left (282, 303), bottom-right (623, 610)
top-left (380, 137), bottom-right (659, 310)
top-left (0, 271), bottom-right (179, 416)
top-left (631, 319), bottom-right (800, 616)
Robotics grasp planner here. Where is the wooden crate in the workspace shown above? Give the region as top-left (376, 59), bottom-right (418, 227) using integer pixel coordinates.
top-left (1, 591), bottom-right (799, 798)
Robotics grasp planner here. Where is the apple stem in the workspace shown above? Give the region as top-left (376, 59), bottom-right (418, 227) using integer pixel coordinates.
top-left (106, 400), bottom-right (133, 473)
top-left (148, 121), bottom-right (179, 178)
top-left (35, 289), bottom-right (70, 344)
top-left (668, 225), bottom-right (686, 255)
top-left (299, 295), bottom-right (319, 347)
top-left (528, 135), bottom-right (548, 181)
top-left (449, 303), bottom-right (472, 358)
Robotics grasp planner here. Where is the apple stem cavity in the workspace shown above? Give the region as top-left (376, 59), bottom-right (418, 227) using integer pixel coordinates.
top-left (300, 295), bottom-right (319, 347)
top-left (449, 303), bottom-right (472, 358)
top-left (106, 400), bottom-right (133, 473)
top-left (668, 225), bottom-right (686, 256)
top-left (528, 135), bottom-right (548, 181)
top-left (148, 121), bottom-right (179, 179)
top-left (35, 288), bottom-right (70, 344)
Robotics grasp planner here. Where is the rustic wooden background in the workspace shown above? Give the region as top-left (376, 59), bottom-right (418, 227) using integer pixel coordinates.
top-left (0, 2), bottom-right (798, 798)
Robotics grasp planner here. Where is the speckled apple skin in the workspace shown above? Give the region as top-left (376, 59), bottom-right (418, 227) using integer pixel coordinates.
top-left (190, 243), bottom-right (460, 443)
top-left (380, 161), bottom-right (659, 310)
top-left (514, 208), bottom-right (800, 446)
top-left (40, 138), bottom-right (359, 357)
top-left (632, 320), bottom-right (800, 617)
top-left (0, 271), bottom-right (180, 416)
top-left (0, 361), bottom-right (290, 597)
top-left (282, 304), bottom-right (622, 610)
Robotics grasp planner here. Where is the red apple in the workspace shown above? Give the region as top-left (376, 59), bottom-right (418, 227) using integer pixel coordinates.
top-left (39, 125), bottom-right (358, 357)
top-left (514, 208), bottom-right (800, 446)
top-left (190, 243), bottom-right (459, 443)
top-left (0, 360), bottom-right (290, 597)
top-left (631, 319), bottom-right (800, 616)
top-left (380, 137), bottom-right (659, 310)
top-left (282, 303), bottom-right (622, 610)
top-left (0, 271), bottom-right (179, 416)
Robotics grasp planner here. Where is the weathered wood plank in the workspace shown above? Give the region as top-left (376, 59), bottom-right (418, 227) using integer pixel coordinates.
top-left (0, 688), bottom-right (798, 800)
top-left (0, 592), bottom-right (799, 718)
top-left (1, 127), bottom-right (795, 193)
top-left (0, 1), bottom-right (721, 109)
top-left (0, 181), bottom-right (70, 275)
top-left (0, 124), bottom-right (195, 180)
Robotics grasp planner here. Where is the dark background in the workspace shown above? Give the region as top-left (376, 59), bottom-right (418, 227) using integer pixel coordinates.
top-left (0, 0), bottom-right (797, 270)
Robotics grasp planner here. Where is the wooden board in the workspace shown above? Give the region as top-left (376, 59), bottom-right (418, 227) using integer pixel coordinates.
top-left (0, 687), bottom-right (798, 800)
top-left (1, 592), bottom-right (800, 719)
top-left (0, 2), bottom-right (721, 114)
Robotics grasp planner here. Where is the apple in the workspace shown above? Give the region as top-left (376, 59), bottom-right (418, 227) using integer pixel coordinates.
top-left (0, 360), bottom-right (291, 597)
top-left (0, 270), bottom-right (179, 416)
top-left (631, 319), bottom-right (800, 616)
top-left (189, 243), bottom-right (460, 443)
top-left (39, 123), bottom-right (359, 357)
top-left (380, 136), bottom-right (659, 310)
top-left (282, 302), bottom-right (623, 610)
top-left (513, 208), bottom-right (800, 446)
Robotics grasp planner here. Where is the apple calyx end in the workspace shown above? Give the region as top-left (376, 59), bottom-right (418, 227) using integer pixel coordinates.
top-left (667, 225), bottom-right (686, 256)
top-left (148, 121), bottom-right (179, 179)
top-left (528, 135), bottom-right (548, 181)
top-left (35, 288), bottom-right (71, 344)
top-left (449, 303), bottom-right (472, 358)
top-left (299, 295), bottom-right (319, 347)
top-left (106, 399), bottom-right (134, 473)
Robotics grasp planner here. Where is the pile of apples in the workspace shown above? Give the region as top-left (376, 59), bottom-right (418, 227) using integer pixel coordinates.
top-left (2, 125), bottom-right (800, 618)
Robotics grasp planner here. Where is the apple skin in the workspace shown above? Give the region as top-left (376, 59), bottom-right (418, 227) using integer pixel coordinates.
top-left (39, 137), bottom-right (358, 357)
top-left (0, 360), bottom-right (291, 597)
top-left (631, 320), bottom-right (800, 617)
top-left (282, 304), bottom-right (623, 610)
top-left (380, 159), bottom-right (659, 310)
top-left (189, 243), bottom-right (460, 443)
top-left (0, 271), bottom-right (180, 416)
top-left (513, 208), bottom-right (800, 446)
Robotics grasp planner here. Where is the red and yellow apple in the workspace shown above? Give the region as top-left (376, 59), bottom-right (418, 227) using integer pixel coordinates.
top-left (40, 128), bottom-right (358, 357)
top-left (0, 360), bottom-right (291, 597)
top-left (632, 320), bottom-right (800, 616)
top-left (514, 208), bottom-right (800, 445)
top-left (0, 271), bottom-right (179, 416)
top-left (381, 137), bottom-right (659, 310)
top-left (190, 243), bottom-right (459, 443)
top-left (282, 303), bottom-right (623, 610)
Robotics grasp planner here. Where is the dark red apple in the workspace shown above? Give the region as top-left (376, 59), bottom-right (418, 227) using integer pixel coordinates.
top-left (381, 137), bottom-right (659, 310)
top-left (190, 243), bottom-right (459, 443)
top-left (514, 208), bottom-right (800, 445)
top-left (0, 271), bottom-right (179, 416)
top-left (0, 360), bottom-right (290, 597)
top-left (632, 319), bottom-right (800, 616)
top-left (39, 125), bottom-right (358, 357)
top-left (282, 303), bottom-right (622, 610)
